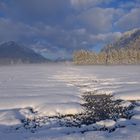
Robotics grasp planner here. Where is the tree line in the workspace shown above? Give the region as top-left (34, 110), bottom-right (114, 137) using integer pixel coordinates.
top-left (73, 49), bottom-right (140, 65)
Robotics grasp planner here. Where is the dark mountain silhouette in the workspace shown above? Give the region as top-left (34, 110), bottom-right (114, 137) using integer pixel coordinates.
top-left (0, 41), bottom-right (48, 64)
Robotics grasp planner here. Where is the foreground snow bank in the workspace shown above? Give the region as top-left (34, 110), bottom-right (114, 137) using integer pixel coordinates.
top-left (0, 64), bottom-right (140, 140)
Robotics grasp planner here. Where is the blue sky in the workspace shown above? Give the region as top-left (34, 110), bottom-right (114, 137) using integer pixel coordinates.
top-left (0, 0), bottom-right (140, 59)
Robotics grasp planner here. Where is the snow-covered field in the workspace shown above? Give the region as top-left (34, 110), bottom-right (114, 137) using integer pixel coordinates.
top-left (0, 63), bottom-right (140, 140)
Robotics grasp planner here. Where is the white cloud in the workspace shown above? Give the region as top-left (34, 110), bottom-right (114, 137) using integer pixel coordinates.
top-left (70, 0), bottom-right (112, 9)
top-left (76, 8), bottom-right (119, 34)
top-left (90, 32), bottom-right (122, 43)
top-left (0, 18), bottom-right (34, 42)
top-left (71, 0), bottom-right (99, 7)
top-left (0, 0), bottom-right (140, 58)
top-left (0, 17), bottom-right (122, 53)
top-left (1, 0), bottom-right (71, 25)
top-left (115, 8), bottom-right (140, 31)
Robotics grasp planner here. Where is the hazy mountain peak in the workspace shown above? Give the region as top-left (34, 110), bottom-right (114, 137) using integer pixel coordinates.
top-left (123, 28), bottom-right (140, 37)
top-left (102, 28), bottom-right (140, 52)
top-left (0, 41), bottom-right (48, 64)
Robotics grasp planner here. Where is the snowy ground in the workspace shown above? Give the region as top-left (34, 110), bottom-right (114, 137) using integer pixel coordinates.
top-left (0, 63), bottom-right (140, 140)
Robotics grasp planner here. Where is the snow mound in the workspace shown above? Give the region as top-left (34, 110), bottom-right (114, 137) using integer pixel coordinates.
top-left (0, 110), bottom-right (24, 126)
top-left (133, 107), bottom-right (140, 114)
top-left (95, 120), bottom-right (116, 129)
top-left (116, 118), bottom-right (133, 127)
top-left (119, 101), bottom-right (132, 108)
top-left (34, 102), bottom-right (83, 116)
top-left (131, 114), bottom-right (140, 124)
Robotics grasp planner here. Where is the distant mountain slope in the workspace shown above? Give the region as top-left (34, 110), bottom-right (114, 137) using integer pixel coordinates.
top-left (73, 29), bottom-right (140, 65)
top-left (102, 28), bottom-right (140, 52)
top-left (0, 41), bottom-right (47, 64)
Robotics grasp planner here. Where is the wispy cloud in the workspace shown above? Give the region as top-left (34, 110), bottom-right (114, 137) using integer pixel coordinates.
top-left (0, 0), bottom-right (140, 59)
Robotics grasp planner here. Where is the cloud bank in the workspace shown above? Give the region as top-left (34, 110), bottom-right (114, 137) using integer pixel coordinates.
top-left (0, 0), bottom-right (140, 59)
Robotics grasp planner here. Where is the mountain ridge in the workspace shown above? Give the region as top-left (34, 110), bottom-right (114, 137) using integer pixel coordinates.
top-left (73, 28), bottom-right (140, 65)
top-left (102, 28), bottom-right (140, 52)
top-left (0, 41), bottom-right (48, 65)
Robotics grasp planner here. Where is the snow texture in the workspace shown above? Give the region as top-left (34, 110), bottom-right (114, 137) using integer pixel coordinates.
top-left (0, 63), bottom-right (140, 140)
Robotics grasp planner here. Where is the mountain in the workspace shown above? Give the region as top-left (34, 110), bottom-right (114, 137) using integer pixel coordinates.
top-left (102, 28), bottom-right (140, 52)
top-left (73, 28), bottom-right (140, 65)
top-left (0, 41), bottom-right (48, 65)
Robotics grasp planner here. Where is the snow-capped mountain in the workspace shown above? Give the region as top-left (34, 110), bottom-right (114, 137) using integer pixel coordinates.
top-left (0, 41), bottom-right (47, 64)
top-left (102, 28), bottom-right (140, 52)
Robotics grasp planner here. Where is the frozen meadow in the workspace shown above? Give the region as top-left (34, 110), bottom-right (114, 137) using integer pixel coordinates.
top-left (0, 63), bottom-right (140, 140)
